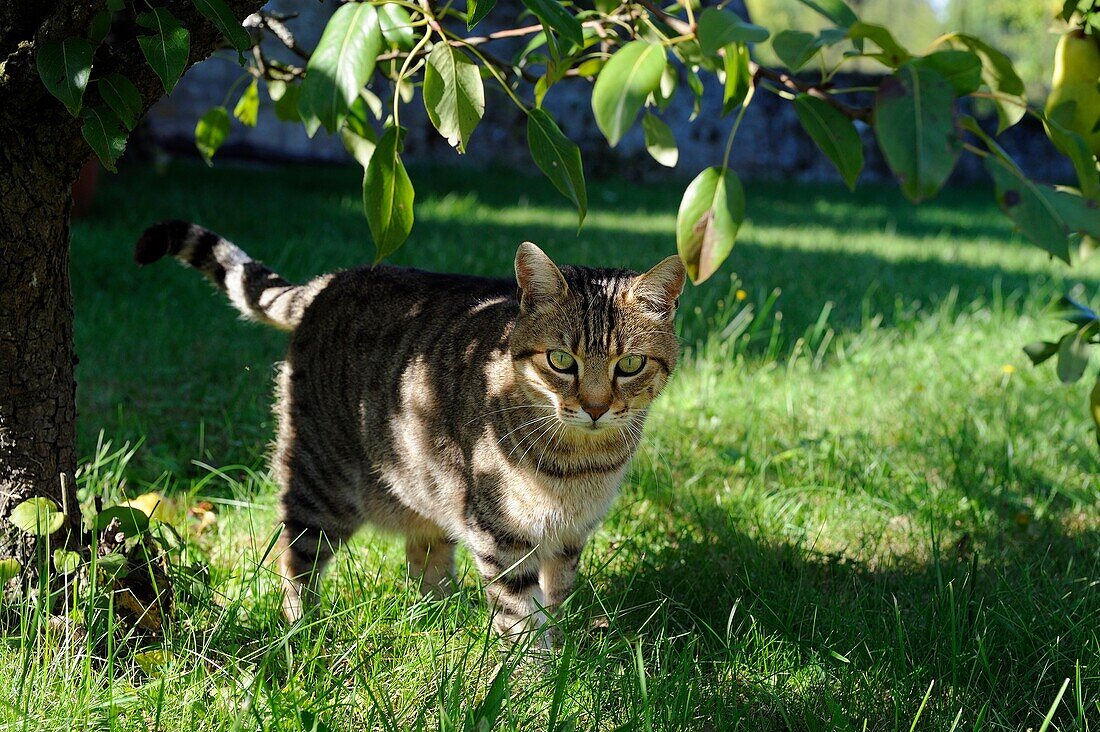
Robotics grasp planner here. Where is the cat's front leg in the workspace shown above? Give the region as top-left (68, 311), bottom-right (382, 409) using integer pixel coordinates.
top-left (470, 542), bottom-right (549, 648)
top-left (537, 541), bottom-right (585, 646)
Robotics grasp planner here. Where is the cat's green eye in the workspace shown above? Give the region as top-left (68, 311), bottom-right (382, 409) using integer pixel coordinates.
top-left (547, 350), bottom-right (576, 373)
top-left (616, 354), bottom-right (646, 376)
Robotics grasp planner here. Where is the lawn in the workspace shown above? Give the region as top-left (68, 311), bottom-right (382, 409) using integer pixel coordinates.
top-left (3, 160), bottom-right (1099, 730)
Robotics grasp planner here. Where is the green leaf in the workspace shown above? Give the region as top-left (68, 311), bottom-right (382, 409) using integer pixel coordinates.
top-left (134, 649), bottom-right (170, 676)
top-left (522, 0), bottom-right (584, 49)
top-left (378, 3), bottom-right (416, 51)
top-left (107, 0), bottom-right (125, 11)
top-left (9, 498), bottom-right (66, 536)
top-left (342, 99), bottom-right (378, 168)
top-left (793, 94), bottom-right (863, 190)
top-left (792, 0), bottom-right (858, 29)
top-left (687, 68), bottom-right (704, 120)
top-left (1023, 340), bottom-right (1060, 365)
top-left (771, 31), bottom-right (818, 71)
top-left (642, 112), bottom-right (678, 168)
top-left (95, 505), bottom-right (150, 536)
top-left (676, 166), bottom-right (745, 284)
top-left (722, 43), bottom-right (752, 114)
top-left (300, 2), bottom-right (383, 134)
top-left (194, 106), bottom-right (230, 164)
top-left (422, 44), bottom-right (485, 153)
top-left (654, 63), bottom-right (677, 110)
top-left (364, 126), bottom-right (415, 261)
top-left (36, 38), bottom-right (93, 116)
top-left (267, 80), bottom-right (301, 122)
top-left (874, 64), bottom-right (960, 202)
top-left (591, 41), bottom-right (667, 147)
top-left (53, 549), bottom-right (82, 574)
top-left (468, 0), bottom-right (497, 29)
top-left (947, 33), bottom-right (1025, 132)
top-left (192, 0), bottom-right (252, 54)
top-left (96, 552), bottom-right (128, 578)
top-left (1044, 104), bottom-right (1100, 200)
top-left (848, 22), bottom-right (910, 67)
top-left (697, 8), bottom-right (769, 56)
top-left (771, 28), bottom-right (847, 72)
top-left (983, 155), bottom-right (1080, 263)
top-left (342, 128), bottom-right (377, 169)
top-left (233, 79), bottom-right (260, 127)
top-left (526, 108), bottom-right (587, 224)
top-left (97, 73), bottom-right (142, 131)
top-left (0, 559), bottom-right (20, 585)
top-left (346, 94), bottom-right (376, 137)
top-left (1056, 326), bottom-right (1095, 384)
top-left (136, 9), bottom-right (190, 94)
top-left (81, 106), bottom-right (127, 172)
top-left (1049, 189), bottom-right (1100, 241)
top-left (912, 50), bottom-right (982, 95)
top-left (90, 10), bottom-right (113, 46)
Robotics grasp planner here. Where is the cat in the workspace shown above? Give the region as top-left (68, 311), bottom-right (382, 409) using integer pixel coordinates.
top-left (135, 220), bottom-right (684, 647)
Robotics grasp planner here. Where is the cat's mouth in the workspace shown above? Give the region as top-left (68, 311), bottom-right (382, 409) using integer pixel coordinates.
top-left (558, 414), bottom-right (619, 433)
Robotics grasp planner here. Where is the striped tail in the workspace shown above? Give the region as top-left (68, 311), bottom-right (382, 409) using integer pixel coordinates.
top-left (135, 220), bottom-right (326, 331)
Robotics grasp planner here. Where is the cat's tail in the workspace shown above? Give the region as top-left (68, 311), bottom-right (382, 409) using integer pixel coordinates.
top-left (135, 220), bottom-right (329, 331)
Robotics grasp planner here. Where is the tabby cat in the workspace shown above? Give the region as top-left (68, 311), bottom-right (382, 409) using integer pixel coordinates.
top-left (136, 220), bottom-right (684, 646)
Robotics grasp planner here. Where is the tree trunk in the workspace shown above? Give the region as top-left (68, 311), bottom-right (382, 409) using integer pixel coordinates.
top-left (0, 0), bottom-right (267, 593)
top-left (0, 118), bottom-right (84, 585)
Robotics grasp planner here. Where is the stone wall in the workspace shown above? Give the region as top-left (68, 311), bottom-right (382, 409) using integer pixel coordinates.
top-left (144, 0), bottom-right (1072, 186)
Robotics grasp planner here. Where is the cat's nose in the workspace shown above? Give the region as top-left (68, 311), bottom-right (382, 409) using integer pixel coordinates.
top-left (582, 403), bottom-right (609, 421)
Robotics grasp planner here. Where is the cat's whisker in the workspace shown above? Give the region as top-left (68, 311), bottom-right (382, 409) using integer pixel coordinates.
top-left (466, 403), bottom-right (553, 425)
top-left (498, 413), bottom-right (559, 450)
top-left (503, 415), bottom-right (560, 458)
top-left (535, 422), bottom-right (566, 477)
top-left (516, 416), bottom-right (562, 467)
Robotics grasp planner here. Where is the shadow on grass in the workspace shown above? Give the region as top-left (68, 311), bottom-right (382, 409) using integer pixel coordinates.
top-left (584, 432), bottom-right (1100, 729)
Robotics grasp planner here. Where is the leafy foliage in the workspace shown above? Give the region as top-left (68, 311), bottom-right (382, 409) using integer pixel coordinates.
top-left (299, 2), bottom-right (382, 134)
top-left (874, 65), bottom-right (961, 203)
top-left (35, 38), bottom-right (93, 116)
top-left (8, 497), bottom-right (66, 536)
top-left (676, 167), bottom-right (745, 284)
top-left (792, 94), bottom-right (862, 190)
top-left (591, 41), bottom-right (667, 148)
top-left (526, 109), bottom-right (588, 225)
top-left (40, 0), bottom-right (1100, 288)
top-left (135, 8), bottom-right (190, 94)
top-left (422, 44), bottom-right (485, 153)
top-left (363, 126), bottom-right (415, 261)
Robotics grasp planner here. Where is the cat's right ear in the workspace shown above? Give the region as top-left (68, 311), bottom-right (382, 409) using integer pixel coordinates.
top-left (515, 242), bottom-right (567, 309)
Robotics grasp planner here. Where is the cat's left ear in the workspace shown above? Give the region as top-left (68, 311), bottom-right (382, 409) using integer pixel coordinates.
top-left (629, 255), bottom-right (686, 317)
top-left (515, 241), bottom-right (568, 309)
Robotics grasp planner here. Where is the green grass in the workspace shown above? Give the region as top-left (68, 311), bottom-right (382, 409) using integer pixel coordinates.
top-left (3, 161), bottom-right (1100, 730)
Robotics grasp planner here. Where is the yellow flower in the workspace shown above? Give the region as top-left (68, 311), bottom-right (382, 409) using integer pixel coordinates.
top-left (1001, 364), bottom-right (1015, 375)
top-left (735, 289), bottom-right (747, 301)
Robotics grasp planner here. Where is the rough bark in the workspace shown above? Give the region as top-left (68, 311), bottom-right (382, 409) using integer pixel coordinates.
top-left (0, 0), bottom-right (265, 588)
top-left (0, 120), bottom-right (84, 579)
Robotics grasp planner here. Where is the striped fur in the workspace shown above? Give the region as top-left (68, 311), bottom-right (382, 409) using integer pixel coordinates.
top-left (137, 224), bottom-right (684, 647)
top-left (135, 220), bottom-right (331, 331)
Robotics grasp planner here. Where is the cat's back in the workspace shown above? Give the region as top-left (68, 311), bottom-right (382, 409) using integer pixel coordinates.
top-left (292, 263), bottom-right (517, 356)
top-left (283, 263), bottom-right (519, 433)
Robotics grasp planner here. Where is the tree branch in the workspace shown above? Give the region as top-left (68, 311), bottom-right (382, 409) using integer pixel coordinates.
top-left (750, 62), bottom-right (873, 122)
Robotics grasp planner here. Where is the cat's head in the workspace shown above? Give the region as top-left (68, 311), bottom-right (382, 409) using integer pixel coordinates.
top-left (509, 242), bottom-right (685, 435)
